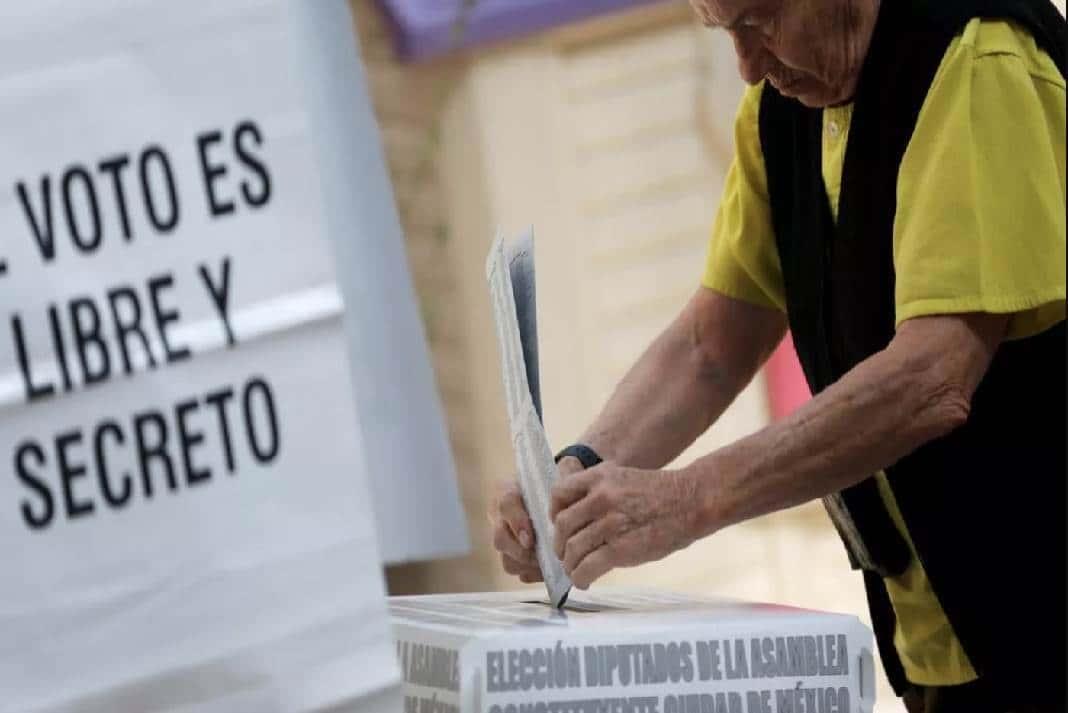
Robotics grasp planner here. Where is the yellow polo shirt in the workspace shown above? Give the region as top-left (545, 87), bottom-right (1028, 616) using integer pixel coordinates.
top-left (702, 19), bottom-right (1066, 685)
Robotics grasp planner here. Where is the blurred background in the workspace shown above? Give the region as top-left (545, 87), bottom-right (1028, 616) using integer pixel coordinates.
top-left (348, 1), bottom-right (1064, 711)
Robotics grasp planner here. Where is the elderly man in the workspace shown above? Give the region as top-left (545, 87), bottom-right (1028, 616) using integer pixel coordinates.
top-left (490, 0), bottom-right (1065, 711)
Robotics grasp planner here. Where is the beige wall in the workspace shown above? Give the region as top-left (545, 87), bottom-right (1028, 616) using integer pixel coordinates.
top-left (352, 2), bottom-right (904, 708)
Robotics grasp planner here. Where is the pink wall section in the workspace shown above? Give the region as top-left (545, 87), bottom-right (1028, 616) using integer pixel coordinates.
top-left (765, 333), bottom-right (811, 420)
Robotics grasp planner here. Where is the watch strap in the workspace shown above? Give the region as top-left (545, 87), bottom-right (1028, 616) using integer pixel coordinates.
top-left (554, 444), bottom-right (603, 470)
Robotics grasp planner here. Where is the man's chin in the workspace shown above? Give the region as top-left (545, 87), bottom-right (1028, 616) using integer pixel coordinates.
top-left (789, 87), bottom-right (841, 108)
top-left (794, 91), bottom-right (830, 108)
top-left (770, 78), bottom-right (839, 108)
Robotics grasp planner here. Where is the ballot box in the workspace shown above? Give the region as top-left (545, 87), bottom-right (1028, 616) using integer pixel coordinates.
top-left (391, 589), bottom-right (876, 713)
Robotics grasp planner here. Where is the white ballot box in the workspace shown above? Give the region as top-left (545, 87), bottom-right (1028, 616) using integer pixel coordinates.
top-left (391, 589), bottom-right (876, 713)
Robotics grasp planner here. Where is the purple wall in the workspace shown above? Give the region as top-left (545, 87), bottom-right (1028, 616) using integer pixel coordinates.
top-left (377, 0), bottom-right (668, 61)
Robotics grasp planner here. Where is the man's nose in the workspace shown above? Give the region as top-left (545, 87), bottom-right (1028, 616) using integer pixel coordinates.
top-left (731, 31), bottom-right (769, 85)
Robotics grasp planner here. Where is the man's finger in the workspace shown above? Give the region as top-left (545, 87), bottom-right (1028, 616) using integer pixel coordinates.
top-left (492, 521), bottom-right (537, 565)
top-left (502, 554), bottom-right (543, 583)
top-left (519, 570), bottom-right (544, 584)
top-left (550, 467), bottom-right (600, 519)
top-left (562, 515), bottom-right (620, 575)
top-left (499, 486), bottom-right (535, 550)
top-left (556, 456), bottom-right (586, 477)
top-left (502, 553), bottom-right (536, 575)
top-left (570, 545), bottom-right (616, 590)
top-left (500, 553), bottom-right (523, 575)
top-left (552, 493), bottom-right (604, 559)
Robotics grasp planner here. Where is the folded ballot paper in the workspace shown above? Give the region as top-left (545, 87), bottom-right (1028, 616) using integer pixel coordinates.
top-left (486, 229), bottom-right (571, 607)
top-left (391, 589), bottom-right (877, 713)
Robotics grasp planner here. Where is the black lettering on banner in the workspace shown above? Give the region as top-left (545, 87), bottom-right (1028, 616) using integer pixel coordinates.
top-left (134, 409), bottom-right (177, 497)
top-left (664, 692), bottom-right (743, 713)
top-left (196, 130), bottom-right (235, 217)
top-left (775, 686), bottom-right (849, 713)
top-left (16, 176), bottom-right (56, 261)
top-left (147, 274), bottom-right (191, 363)
top-left (204, 387), bottom-right (237, 473)
top-left (198, 257), bottom-right (235, 346)
top-left (107, 286), bottom-right (158, 375)
top-left (747, 691), bottom-right (773, 713)
top-left (69, 296), bottom-right (111, 386)
top-left (486, 650), bottom-right (502, 691)
top-left (97, 154), bottom-right (133, 240)
top-left (726, 639), bottom-right (748, 679)
top-left (56, 430), bottom-right (94, 520)
top-left (139, 145), bottom-right (180, 232)
top-left (15, 441), bottom-right (53, 529)
top-left (94, 420), bottom-right (133, 508)
top-left (47, 304), bottom-right (74, 392)
top-left (696, 640), bottom-right (723, 681)
top-left (11, 314), bottom-right (55, 401)
top-left (243, 377), bottom-right (280, 463)
top-left (234, 120), bottom-right (271, 207)
top-left (61, 165), bottom-right (102, 252)
top-left (10, 377), bottom-right (286, 530)
top-left (175, 398), bottom-right (211, 486)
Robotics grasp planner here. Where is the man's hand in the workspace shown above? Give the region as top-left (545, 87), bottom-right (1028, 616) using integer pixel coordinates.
top-left (550, 463), bottom-right (703, 589)
top-left (489, 288), bottom-right (783, 586)
top-left (489, 457), bottom-right (586, 584)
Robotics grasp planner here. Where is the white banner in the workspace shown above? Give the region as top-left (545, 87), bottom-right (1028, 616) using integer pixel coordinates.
top-left (301, 2), bottom-right (468, 565)
top-left (0, 2), bottom-right (402, 710)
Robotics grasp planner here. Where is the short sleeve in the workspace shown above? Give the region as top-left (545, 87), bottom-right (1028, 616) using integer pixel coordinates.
top-left (894, 20), bottom-right (1066, 340)
top-left (702, 82), bottom-right (787, 313)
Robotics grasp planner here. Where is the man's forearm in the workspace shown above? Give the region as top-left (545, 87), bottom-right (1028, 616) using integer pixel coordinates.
top-left (577, 289), bottom-right (785, 469)
top-left (578, 324), bottom-right (730, 469)
top-left (687, 314), bottom-right (1006, 536)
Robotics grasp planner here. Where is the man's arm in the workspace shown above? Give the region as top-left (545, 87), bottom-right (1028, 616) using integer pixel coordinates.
top-left (577, 286), bottom-right (787, 469)
top-left (489, 286), bottom-right (785, 583)
top-left (552, 312), bottom-right (1008, 587)
top-left (691, 312), bottom-right (1007, 531)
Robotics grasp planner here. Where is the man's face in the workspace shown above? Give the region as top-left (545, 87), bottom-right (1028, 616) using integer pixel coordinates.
top-left (691, 0), bottom-right (876, 107)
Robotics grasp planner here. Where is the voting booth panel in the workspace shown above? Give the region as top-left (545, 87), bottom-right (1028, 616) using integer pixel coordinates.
top-left (0, 1), bottom-right (410, 710)
top-left (392, 590), bottom-right (877, 713)
top-left (306, 1), bottom-right (469, 566)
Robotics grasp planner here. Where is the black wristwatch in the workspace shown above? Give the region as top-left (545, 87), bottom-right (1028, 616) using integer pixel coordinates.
top-left (554, 444), bottom-right (603, 470)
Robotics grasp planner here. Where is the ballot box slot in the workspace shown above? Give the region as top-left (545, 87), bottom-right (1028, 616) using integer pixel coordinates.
top-left (521, 599), bottom-right (626, 613)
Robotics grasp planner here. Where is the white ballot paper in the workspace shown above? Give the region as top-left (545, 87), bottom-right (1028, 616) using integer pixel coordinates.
top-left (486, 230), bottom-right (571, 607)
